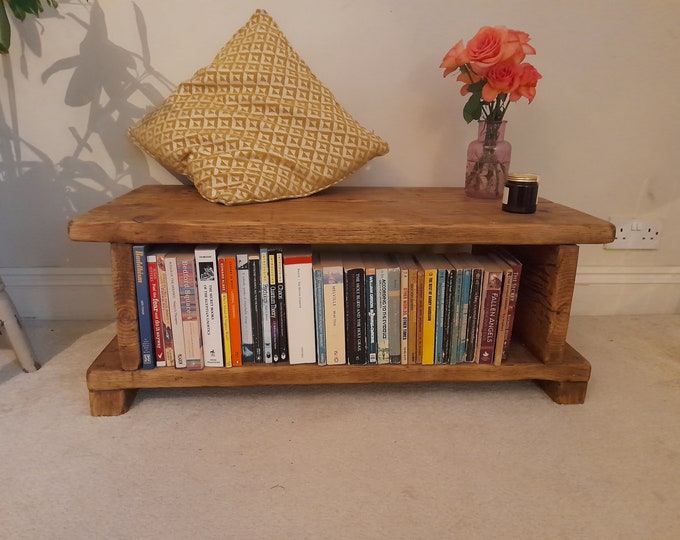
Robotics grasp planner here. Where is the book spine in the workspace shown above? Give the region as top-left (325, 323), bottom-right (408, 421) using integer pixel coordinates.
top-left (323, 260), bottom-right (346, 365)
top-left (407, 266), bottom-right (419, 364)
top-left (249, 255), bottom-right (263, 363)
top-left (312, 257), bottom-right (327, 366)
top-left (376, 267), bottom-right (390, 364)
top-left (195, 246), bottom-right (224, 368)
top-left (344, 268), bottom-right (366, 364)
top-left (344, 269), bottom-right (357, 364)
top-left (421, 268), bottom-right (437, 365)
top-left (275, 251), bottom-right (289, 363)
top-left (177, 253), bottom-right (203, 370)
top-left (268, 251), bottom-right (280, 362)
top-left (133, 245), bottom-right (154, 369)
top-left (493, 263), bottom-right (513, 366)
top-left (465, 268), bottom-right (483, 363)
top-left (457, 268), bottom-right (472, 364)
top-left (442, 268), bottom-right (457, 365)
top-left (156, 252), bottom-right (175, 367)
top-left (259, 247), bottom-right (273, 363)
top-left (237, 253), bottom-right (254, 363)
top-left (283, 251), bottom-right (316, 364)
top-left (500, 254), bottom-right (522, 362)
top-left (217, 255), bottom-right (233, 367)
top-left (475, 268), bottom-right (503, 364)
top-left (448, 268), bottom-right (463, 364)
top-left (387, 266), bottom-right (401, 365)
top-left (226, 255), bottom-right (242, 366)
top-left (365, 266), bottom-right (377, 364)
top-left (415, 267), bottom-right (425, 364)
top-left (435, 268), bottom-right (449, 365)
top-left (165, 255), bottom-right (187, 368)
top-left (400, 267), bottom-right (409, 364)
top-left (147, 254), bottom-right (166, 367)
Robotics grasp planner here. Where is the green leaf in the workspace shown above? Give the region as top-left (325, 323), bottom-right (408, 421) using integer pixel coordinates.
top-left (7, 0), bottom-right (54, 21)
top-left (1, 0), bottom-right (58, 52)
top-left (466, 80), bottom-right (485, 94)
top-left (463, 92), bottom-right (483, 123)
top-left (0, 1), bottom-right (10, 54)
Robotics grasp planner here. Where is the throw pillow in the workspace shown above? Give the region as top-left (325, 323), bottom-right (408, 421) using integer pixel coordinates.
top-left (128, 9), bottom-right (389, 205)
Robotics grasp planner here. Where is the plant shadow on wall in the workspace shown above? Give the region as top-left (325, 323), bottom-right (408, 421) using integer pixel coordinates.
top-left (0, 1), bottom-right (176, 236)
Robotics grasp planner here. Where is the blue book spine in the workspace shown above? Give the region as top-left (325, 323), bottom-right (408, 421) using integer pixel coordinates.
top-left (449, 268), bottom-right (464, 364)
top-left (312, 262), bottom-right (327, 365)
top-left (434, 269), bottom-right (447, 364)
top-left (133, 245), bottom-right (155, 369)
top-left (458, 268), bottom-right (473, 363)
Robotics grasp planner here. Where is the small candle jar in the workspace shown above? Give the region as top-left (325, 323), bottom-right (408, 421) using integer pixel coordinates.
top-left (502, 173), bottom-right (539, 214)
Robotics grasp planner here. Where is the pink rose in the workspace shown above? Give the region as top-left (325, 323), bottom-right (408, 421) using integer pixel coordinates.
top-left (482, 60), bottom-right (520, 102)
top-left (440, 40), bottom-right (469, 77)
top-left (465, 26), bottom-right (516, 68)
top-left (506, 30), bottom-right (536, 63)
top-left (509, 63), bottom-right (542, 103)
top-left (440, 25), bottom-right (540, 121)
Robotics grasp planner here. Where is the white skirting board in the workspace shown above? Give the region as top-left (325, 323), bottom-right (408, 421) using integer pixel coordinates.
top-left (571, 266), bottom-right (680, 316)
top-left (0, 268), bottom-right (115, 320)
top-left (1, 266), bottom-right (679, 320)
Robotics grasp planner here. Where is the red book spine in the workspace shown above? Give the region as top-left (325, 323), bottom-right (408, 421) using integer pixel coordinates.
top-left (476, 267), bottom-right (503, 364)
top-left (147, 255), bottom-right (166, 367)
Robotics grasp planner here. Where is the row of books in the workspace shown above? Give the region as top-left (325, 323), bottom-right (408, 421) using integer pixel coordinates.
top-left (132, 245), bottom-right (522, 369)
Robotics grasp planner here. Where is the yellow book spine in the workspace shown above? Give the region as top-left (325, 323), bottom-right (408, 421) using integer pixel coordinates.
top-left (421, 269), bottom-right (437, 365)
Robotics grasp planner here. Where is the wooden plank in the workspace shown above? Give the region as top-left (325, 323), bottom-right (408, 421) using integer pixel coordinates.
top-left (535, 381), bottom-right (588, 404)
top-left (510, 245), bottom-right (579, 363)
top-left (87, 337), bottom-right (138, 415)
top-left (69, 186), bottom-right (616, 246)
top-left (110, 244), bottom-right (140, 370)
top-left (89, 389), bottom-right (138, 416)
top-left (87, 338), bottom-right (590, 392)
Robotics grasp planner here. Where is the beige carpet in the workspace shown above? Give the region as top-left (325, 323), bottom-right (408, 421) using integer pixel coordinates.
top-left (1, 315), bottom-right (679, 539)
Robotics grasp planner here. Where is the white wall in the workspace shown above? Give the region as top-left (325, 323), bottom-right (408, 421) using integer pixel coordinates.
top-left (1, 0), bottom-right (679, 318)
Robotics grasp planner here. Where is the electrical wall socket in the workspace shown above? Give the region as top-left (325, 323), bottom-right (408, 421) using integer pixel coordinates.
top-left (605, 217), bottom-right (663, 250)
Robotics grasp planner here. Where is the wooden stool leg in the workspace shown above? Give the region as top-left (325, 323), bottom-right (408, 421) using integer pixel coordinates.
top-left (89, 389), bottom-right (138, 416)
top-left (0, 283), bottom-right (40, 372)
top-left (536, 380), bottom-right (588, 404)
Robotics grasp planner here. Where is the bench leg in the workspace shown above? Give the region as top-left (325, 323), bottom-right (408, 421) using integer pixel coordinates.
top-left (536, 380), bottom-right (588, 404)
top-left (89, 389), bottom-right (138, 416)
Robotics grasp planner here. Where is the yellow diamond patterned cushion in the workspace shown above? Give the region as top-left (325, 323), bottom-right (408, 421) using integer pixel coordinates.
top-left (128, 9), bottom-right (389, 205)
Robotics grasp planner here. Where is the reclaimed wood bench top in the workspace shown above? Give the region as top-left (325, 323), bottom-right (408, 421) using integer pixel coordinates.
top-left (68, 185), bottom-right (615, 246)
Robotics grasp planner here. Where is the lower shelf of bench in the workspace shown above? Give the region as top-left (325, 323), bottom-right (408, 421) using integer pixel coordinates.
top-left (86, 337), bottom-right (591, 415)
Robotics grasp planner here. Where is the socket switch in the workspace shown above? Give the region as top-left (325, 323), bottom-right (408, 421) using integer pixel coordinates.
top-left (605, 217), bottom-right (662, 250)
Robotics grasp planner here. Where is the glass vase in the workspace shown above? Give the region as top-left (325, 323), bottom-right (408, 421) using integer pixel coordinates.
top-left (464, 120), bottom-right (512, 199)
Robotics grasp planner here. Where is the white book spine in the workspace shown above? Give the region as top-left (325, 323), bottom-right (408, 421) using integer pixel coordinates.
top-left (195, 246), bottom-right (224, 368)
top-left (236, 253), bottom-right (254, 362)
top-left (165, 255), bottom-right (187, 369)
top-left (323, 260), bottom-right (346, 365)
top-left (284, 252), bottom-right (316, 364)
